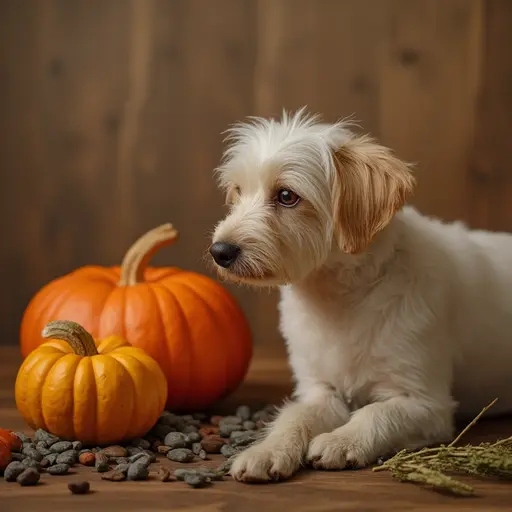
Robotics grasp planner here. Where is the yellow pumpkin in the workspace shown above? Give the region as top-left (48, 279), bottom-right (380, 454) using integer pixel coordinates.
top-left (15, 320), bottom-right (167, 445)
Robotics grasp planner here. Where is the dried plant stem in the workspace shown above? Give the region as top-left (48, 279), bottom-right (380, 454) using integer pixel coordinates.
top-left (372, 398), bottom-right (512, 496)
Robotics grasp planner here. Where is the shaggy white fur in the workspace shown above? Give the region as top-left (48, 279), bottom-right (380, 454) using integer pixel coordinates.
top-left (209, 108), bottom-right (512, 483)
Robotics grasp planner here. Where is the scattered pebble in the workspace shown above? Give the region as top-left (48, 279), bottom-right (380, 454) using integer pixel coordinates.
top-left (131, 438), bottom-right (151, 450)
top-left (185, 431), bottom-right (201, 444)
top-left (101, 470), bottom-right (126, 481)
top-left (127, 463), bottom-right (149, 481)
top-left (34, 429), bottom-right (59, 447)
top-left (47, 463), bottom-right (70, 475)
top-left (200, 435), bottom-right (226, 454)
top-left (157, 445), bottom-right (171, 455)
top-left (94, 452), bottom-right (109, 473)
top-left (103, 445), bottom-right (127, 458)
top-left (35, 442), bottom-right (52, 456)
top-left (114, 463), bottom-right (130, 474)
top-left (243, 420), bottom-right (256, 430)
top-left (218, 416), bottom-right (242, 427)
top-left (72, 441), bottom-right (83, 452)
top-left (167, 448), bottom-right (194, 463)
top-left (220, 444), bottom-right (239, 458)
top-left (198, 449), bottom-right (208, 460)
top-left (157, 466), bottom-right (174, 482)
top-left (79, 452), bottom-right (96, 466)
top-left (50, 441), bottom-right (73, 453)
top-left (56, 450), bottom-right (77, 466)
top-left (68, 481), bottom-right (90, 494)
top-left (164, 432), bottom-right (188, 449)
top-left (22, 446), bottom-right (43, 462)
top-left (17, 467), bottom-right (40, 486)
top-left (45, 453), bottom-right (58, 466)
top-left (4, 461), bottom-right (25, 482)
top-left (22, 458), bottom-right (41, 471)
top-left (185, 473), bottom-right (208, 488)
top-left (11, 452), bottom-right (25, 462)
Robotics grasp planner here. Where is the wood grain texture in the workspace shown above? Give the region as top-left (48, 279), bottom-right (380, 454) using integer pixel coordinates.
top-left (1, 345), bottom-right (512, 511)
top-left (1, 0), bottom-right (512, 347)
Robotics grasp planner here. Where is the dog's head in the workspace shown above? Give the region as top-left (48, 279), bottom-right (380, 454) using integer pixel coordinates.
top-left (210, 109), bottom-right (415, 286)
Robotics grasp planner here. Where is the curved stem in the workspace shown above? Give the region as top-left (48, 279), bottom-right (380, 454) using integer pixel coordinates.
top-left (42, 320), bottom-right (99, 356)
top-left (118, 223), bottom-right (179, 286)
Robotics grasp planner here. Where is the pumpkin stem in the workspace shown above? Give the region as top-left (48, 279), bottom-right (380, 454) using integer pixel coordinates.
top-left (119, 223), bottom-right (179, 286)
top-left (42, 320), bottom-right (99, 357)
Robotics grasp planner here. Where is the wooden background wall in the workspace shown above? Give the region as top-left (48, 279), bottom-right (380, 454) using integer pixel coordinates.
top-left (1, 0), bottom-right (511, 347)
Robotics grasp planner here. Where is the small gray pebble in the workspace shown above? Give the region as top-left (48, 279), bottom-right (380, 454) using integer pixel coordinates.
top-left (150, 423), bottom-right (173, 439)
top-left (47, 463), bottom-right (70, 475)
top-left (191, 442), bottom-right (202, 455)
top-left (115, 457), bottom-right (129, 464)
top-left (11, 452), bottom-right (25, 462)
top-left (50, 441), bottom-right (73, 453)
top-left (185, 432), bottom-right (201, 444)
top-left (181, 425), bottom-right (198, 435)
top-left (96, 462), bottom-right (109, 473)
top-left (142, 450), bottom-right (156, 463)
top-left (114, 463), bottom-right (131, 474)
top-left (35, 442), bottom-right (52, 456)
top-left (167, 448), bottom-right (195, 463)
top-left (174, 468), bottom-right (196, 480)
top-left (4, 461), bottom-right (25, 482)
top-left (126, 446), bottom-right (143, 457)
top-left (72, 441), bottom-right (83, 451)
top-left (136, 455), bottom-right (152, 468)
top-left (219, 415), bottom-right (243, 426)
top-left (16, 467), bottom-right (40, 486)
top-left (158, 412), bottom-right (185, 429)
top-left (34, 429), bottom-right (59, 446)
top-left (195, 466), bottom-right (224, 481)
top-left (130, 438), bottom-right (151, 450)
top-left (236, 405), bottom-right (252, 422)
top-left (220, 444), bottom-right (239, 458)
top-left (219, 424), bottom-right (242, 438)
top-left (185, 473), bottom-right (208, 488)
top-left (198, 449), bottom-right (208, 460)
top-left (14, 432), bottom-right (31, 443)
top-left (128, 452), bottom-right (147, 463)
top-left (22, 458), bottom-right (41, 471)
top-left (164, 432), bottom-right (188, 449)
top-left (56, 450), bottom-right (77, 466)
top-left (22, 446), bottom-right (43, 461)
top-left (127, 463), bottom-right (149, 481)
top-left (45, 453), bottom-right (58, 466)
top-left (243, 420), bottom-right (256, 430)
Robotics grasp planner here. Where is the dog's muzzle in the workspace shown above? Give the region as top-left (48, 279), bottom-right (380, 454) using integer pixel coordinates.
top-left (209, 242), bottom-right (241, 268)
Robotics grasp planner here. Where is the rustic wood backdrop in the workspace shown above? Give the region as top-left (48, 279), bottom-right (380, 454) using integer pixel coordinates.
top-left (1, 0), bottom-right (511, 347)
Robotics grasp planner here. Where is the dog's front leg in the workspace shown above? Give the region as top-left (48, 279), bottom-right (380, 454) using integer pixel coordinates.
top-left (230, 394), bottom-right (349, 482)
top-left (307, 395), bottom-right (454, 470)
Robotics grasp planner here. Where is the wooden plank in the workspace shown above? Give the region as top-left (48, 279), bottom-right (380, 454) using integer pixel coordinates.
top-left (379, 0), bottom-right (483, 223)
top-left (469, 0), bottom-right (512, 232)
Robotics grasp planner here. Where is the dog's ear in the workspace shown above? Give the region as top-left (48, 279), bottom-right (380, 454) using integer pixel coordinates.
top-left (331, 135), bottom-right (415, 254)
top-left (224, 184), bottom-right (239, 206)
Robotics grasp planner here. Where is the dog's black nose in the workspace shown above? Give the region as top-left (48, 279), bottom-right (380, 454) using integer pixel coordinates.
top-left (210, 242), bottom-right (241, 268)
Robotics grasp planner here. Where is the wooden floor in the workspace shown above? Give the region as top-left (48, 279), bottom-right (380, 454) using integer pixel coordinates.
top-left (1, 344), bottom-right (512, 512)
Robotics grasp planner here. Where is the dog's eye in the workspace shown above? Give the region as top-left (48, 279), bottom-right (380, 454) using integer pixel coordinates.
top-left (277, 189), bottom-right (300, 208)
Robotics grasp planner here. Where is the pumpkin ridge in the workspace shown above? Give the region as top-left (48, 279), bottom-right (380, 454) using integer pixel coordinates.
top-left (147, 283), bottom-right (172, 382)
top-left (164, 281), bottom-right (228, 408)
top-left (107, 352), bottom-right (155, 438)
top-left (163, 285), bottom-right (196, 409)
top-left (166, 275), bottom-right (251, 394)
top-left (97, 355), bottom-right (134, 441)
top-left (73, 357), bottom-right (97, 444)
top-left (41, 354), bottom-right (81, 438)
top-left (92, 280), bottom-right (119, 340)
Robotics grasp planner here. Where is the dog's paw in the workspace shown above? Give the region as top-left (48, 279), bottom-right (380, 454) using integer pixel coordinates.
top-left (306, 431), bottom-right (370, 470)
top-left (230, 442), bottom-right (301, 483)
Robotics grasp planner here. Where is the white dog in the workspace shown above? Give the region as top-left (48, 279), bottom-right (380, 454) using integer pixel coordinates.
top-left (209, 108), bottom-right (512, 483)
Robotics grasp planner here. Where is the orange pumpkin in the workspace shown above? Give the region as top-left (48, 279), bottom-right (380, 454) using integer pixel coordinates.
top-left (20, 224), bottom-right (252, 410)
top-left (0, 429), bottom-right (22, 452)
top-left (0, 438), bottom-right (12, 471)
top-left (15, 320), bottom-right (167, 445)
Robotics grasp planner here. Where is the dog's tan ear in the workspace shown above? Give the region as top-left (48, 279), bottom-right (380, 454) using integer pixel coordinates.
top-left (332, 135), bottom-right (415, 254)
top-left (224, 184), bottom-right (239, 206)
